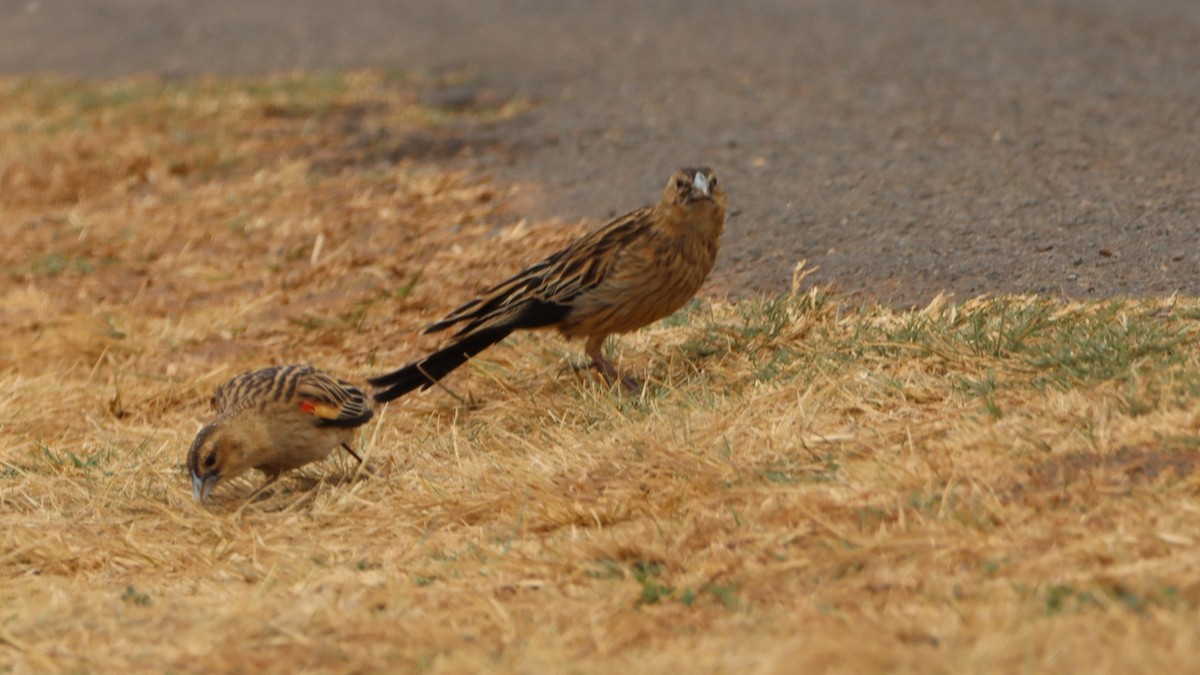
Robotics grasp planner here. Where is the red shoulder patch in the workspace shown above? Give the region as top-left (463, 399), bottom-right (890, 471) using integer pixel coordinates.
top-left (298, 401), bottom-right (317, 414)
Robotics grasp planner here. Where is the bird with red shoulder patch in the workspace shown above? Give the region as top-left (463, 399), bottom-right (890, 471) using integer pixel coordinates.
top-left (187, 364), bottom-right (374, 502)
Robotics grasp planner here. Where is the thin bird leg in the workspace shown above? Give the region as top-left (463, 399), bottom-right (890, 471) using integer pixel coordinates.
top-left (341, 441), bottom-right (381, 478)
top-left (581, 334), bottom-right (639, 391)
top-left (583, 334), bottom-right (618, 380)
top-left (340, 442), bottom-right (364, 465)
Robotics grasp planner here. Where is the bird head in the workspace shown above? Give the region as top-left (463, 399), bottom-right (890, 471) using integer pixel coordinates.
top-left (664, 167), bottom-right (721, 205)
top-left (187, 418), bottom-right (257, 502)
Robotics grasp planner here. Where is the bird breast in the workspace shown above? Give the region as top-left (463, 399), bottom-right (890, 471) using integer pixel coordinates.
top-left (561, 209), bottom-right (721, 338)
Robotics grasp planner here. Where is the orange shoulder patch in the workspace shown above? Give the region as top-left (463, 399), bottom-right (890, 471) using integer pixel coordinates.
top-left (298, 399), bottom-right (341, 420)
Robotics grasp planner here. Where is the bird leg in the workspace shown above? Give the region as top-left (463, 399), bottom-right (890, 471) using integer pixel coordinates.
top-left (340, 442), bottom-right (364, 465)
top-left (340, 442), bottom-right (385, 478)
top-left (580, 334), bottom-right (639, 391)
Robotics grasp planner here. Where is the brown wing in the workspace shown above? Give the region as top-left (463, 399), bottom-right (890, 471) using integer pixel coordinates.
top-left (293, 368), bottom-right (375, 428)
top-left (212, 365), bottom-right (372, 428)
top-left (426, 205), bottom-right (658, 338)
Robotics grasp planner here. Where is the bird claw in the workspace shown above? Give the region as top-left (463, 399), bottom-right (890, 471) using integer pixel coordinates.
top-left (617, 374), bottom-right (641, 392)
top-left (356, 461), bottom-right (384, 478)
top-left (568, 361), bottom-right (640, 392)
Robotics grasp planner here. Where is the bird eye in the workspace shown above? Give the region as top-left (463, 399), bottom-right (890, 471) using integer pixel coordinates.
top-left (204, 453), bottom-right (217, 468)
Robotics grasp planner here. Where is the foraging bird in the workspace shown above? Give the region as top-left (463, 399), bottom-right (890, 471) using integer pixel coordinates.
top-left (187, 365), bottom-right (374, 502)
top-left (369, 167), bottom-right (726, 402)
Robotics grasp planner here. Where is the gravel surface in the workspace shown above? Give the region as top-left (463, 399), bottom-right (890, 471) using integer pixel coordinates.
top-left (3, 0), bottom-right (1197, 304)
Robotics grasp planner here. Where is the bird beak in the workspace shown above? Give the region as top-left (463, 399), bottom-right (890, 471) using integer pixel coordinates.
top-left (191, 472), bottom-right (219, 502)
top-left (691, 172), bottom-right (711, 198)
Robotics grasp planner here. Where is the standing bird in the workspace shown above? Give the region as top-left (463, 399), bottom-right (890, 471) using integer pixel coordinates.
top-left (187, 364), bottom-right (374, 502)
top-left (369, 167), bottom-right (726, 403)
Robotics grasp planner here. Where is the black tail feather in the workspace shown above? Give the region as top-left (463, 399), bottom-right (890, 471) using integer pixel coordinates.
top-left (369, 327), bottom-right (514, 403)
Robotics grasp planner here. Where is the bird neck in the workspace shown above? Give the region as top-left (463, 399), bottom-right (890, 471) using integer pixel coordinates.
top-left (661, 200), bottom-right (726, 239)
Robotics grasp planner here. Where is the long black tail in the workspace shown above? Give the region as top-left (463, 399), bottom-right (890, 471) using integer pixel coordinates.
top-left (368, 326), bottom-right (514, 403)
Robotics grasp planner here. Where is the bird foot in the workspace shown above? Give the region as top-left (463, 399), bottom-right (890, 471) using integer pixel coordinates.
top-left (570, 360), bottom-right (640, 392)
top-left (617, 374), bottom-right (641, 392)
top-left (356, 461), bottom-right (383, 478)
top-left (339, 444), bottom-right (381, 477)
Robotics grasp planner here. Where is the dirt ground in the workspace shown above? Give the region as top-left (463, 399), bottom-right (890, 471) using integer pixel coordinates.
top-left (2, 0), bottom-right (1197, 305)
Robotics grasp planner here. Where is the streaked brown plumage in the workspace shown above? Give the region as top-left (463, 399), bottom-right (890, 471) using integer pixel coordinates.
top-left (370, 167), bottom-right (726, 402)
top-left (187, 364), bottom-right (374, 502)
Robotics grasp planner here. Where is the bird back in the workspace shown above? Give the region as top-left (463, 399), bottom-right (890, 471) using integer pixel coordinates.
top-left (211, 365), bottom-right (373, 428)
top-left (425, 206), bottom-right (658, 339)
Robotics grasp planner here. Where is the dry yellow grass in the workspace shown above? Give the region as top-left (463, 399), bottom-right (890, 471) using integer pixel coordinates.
top-left (3, 72), bottom-right (1200, 674)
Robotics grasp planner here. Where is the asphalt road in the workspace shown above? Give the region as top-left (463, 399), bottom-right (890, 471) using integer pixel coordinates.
top-left (3, 0), bottom-right (1198, 304)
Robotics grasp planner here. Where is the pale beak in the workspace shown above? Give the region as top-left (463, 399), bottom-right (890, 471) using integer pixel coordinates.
top-left (191, 472), bottom-right (219, 502)
top-left (691, 171), bottom-right (711, 198)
